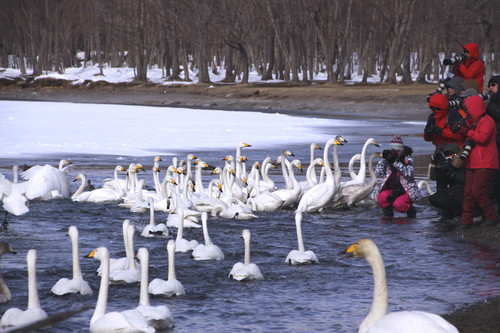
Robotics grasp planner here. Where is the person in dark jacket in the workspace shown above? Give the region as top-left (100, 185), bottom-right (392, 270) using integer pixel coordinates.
top-left (458, 95), bottom-right (499, 229)
top-left (428, 142), bottom-right (466, 221)
top-left (485, 75), bottom-right (500, 208)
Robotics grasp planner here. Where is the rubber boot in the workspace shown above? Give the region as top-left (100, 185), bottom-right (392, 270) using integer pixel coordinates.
top-left (406, 205), bottom-right (417, 218)
top-left (382, 207), bottom-right (394, 217)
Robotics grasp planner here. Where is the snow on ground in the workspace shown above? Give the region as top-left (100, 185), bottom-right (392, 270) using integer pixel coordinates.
top-left (0, 100), bottom-right (369, 158)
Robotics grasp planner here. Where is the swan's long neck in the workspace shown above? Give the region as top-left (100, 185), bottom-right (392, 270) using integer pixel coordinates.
top-left (323, 141), bottom-right (334, 184)
top-left (262, 163), bottom-right (275, 189)
top-left (201, 213), bottom-right (213, 246)
top-left (149, 199), bottom-right (156, 226)
top-left (333, 144), bottom-right (342, 187)
top-left (71, 174), bottom-right (86, 199)
top-left (355, 141), bottom-right (370, 183)
top-left (243, 232), bottom-right (251, 266)
top-left (123, 220), bottom-right (130, 262)
top-left (12, 165), bottom-right (18, 183)
top-left (92, 249), bottom-right (109, 324)
top-left (114, 168), bottom-right (124, 195)
top-left (127, 225), bottom-right (136, 270)
top-left (367, 153), bottom-right (379, 187)
top-left (176, 209), bottom-right (184, 240)
top-left (71, 229), bottom-right (83, 279)
top-left (138, 249), bottom-right (150, 307)
top-left (280, 155), bottom-right (291, 189)
top-left (295, 212), bottom-right (305, 252)
top-left (27, 249), bottom-right (40, 309)
top-left (360, 247), bottom-right (388, 333)
top-left (195, 164), bottom-right (205, 194)
top-left (153, 169), bottom-right (162, 196)
top-left (167, 241), bottom-right (176, 280)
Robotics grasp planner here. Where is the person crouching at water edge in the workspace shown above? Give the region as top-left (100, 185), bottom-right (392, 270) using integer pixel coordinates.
top-left (375, 135), bottom-right (421, 218)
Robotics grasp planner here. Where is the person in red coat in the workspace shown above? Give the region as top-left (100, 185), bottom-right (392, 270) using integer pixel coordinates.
top-left (451, 43), bottom-right (485, 93)
top-left (458, 95), bottom-right (499, 228)
top-left (423, 94), bottom-right (466, 148)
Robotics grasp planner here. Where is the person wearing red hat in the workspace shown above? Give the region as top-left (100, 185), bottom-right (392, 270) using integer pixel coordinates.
top-left (458, 95), bottom-right (499, 229)
top-left (375, 135), bottom-right (421, 218)
top-left (445, 42), bottom-right (485, 93)
top-left (423, 93), bottom-right (467, 148)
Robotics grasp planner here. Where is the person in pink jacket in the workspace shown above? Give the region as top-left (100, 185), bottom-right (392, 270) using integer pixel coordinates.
top-left (458, 95), bottom-right (499, 229)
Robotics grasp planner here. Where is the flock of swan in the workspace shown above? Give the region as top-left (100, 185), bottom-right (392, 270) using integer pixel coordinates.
top-left (0, 138), bottom-right (458, 332)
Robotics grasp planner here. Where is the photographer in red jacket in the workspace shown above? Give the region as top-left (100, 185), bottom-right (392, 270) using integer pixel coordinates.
top-left (444, 43), bottom-right (485, 93)
top-left (455, 95), bottom-right (499, 229)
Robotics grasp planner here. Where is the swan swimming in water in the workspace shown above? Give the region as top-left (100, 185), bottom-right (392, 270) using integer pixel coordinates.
top-left (51, 226), bottom-right (92, 295)
top-left (285, 212), bottom-right (319, 265)
top-left (141, 197), bottom-right (169, 238)
top-left (192, 212), bottom-right (224, 261)
top-left (86, 247), bottom-right (154, 333)
top-left (0, 241), bottom-right (16, 303)
top-left (149, 239), bottom-right (186, 297)
top-left (109, 224), bottom-right (141, 284)
top-left (21, 159), bottom-right (73, 200)
top-left (345, 239), bottom-right (459, 333)
top-left (0, 249), bottom-right (48, 329)
top-left (174, 207), bottom-right (199, 253)
top-left (72, 172), bottom-right (125, 203)
top-left (136, 247), bottom-right (174, 330)
top-left (229, 229), bottom-right (263, 281)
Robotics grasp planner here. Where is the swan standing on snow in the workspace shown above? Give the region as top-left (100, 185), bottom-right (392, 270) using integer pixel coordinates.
top-left (192, 212), bottom-right (224, 260)
top-left (345, 239), bottom-right (459, 333)
top-left (21, 159), bottom-right (73, 200)
top-left (136, 247), bottom-right (174, 330)
top-left (229, 229), bottom-right (263, 281)
top-left (109, 224), bottom-right (141, 284)
top-left (141, 197), bottom-right (169, 238)
top-left (86, 247), bottom-right (154, 333)
top-left (174, 207), bottom-right (199, 253)
top-left (0, 241), bottom-right (16, 303)
top-left (295, 136), bottom-right (346, 213)
top-left (285, 212), bottom-right (319, 265)
top-left (51, 226), bottom-right (92, 295)
top-left (149, 239), bottom-right (186, 297)
top-left (0, 249), bottom-right (48, 328)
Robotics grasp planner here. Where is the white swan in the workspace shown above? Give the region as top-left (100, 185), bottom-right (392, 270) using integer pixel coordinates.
top-left (109, 224), bottom-right (141, 284)
top-left (272, 159), bottom-right (303, 208)
top-left (86, 247), bottom-right (154, 333)
top-left (343, 138), bottom-right (380, 187)
top-left (72, 172), bottom-right (125, 203)
top-left (345, 239), bottom-right (459, 333)
top-left (97, 219), bottom-right (133, 275)
top-left (149, 239), bottom-right (186, 297)
top-left (192, 212), bottom-right (224, 260)
top-left (174, 207), bottom-right (199, 253)
top-left (21, 159), bottom-right (73, 200)
top-left (285, 212), bottom-right (319, 265)
top-left (418, 180), bottom-right (436, 196)
top-left (0, 241), bottom-right (16, 303)
top-left (295, 136), bottom-right (346, 213)
top-left (141, 197), bottom-right (169, 238)
top-left (333, 152), bottom-right (382, 208)
top-left (51, 226), bottom-right (92, 295)
top-left (299, 157), bottom-right (325, 192)
top-left (0, 249), bottom-right (48, 328)
top-left (211, 198), bottom-right (258, 220)
top-left (136, 247), bottom-right (174, 330)
top-left (167, 206), bottom-right (201, 229)
top-left (0, 173), bottom-right (29, 216)
top-left (229, 229), bottom-right (264, 281)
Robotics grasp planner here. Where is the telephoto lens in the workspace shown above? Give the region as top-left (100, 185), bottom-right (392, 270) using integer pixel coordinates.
top-left (459, 142), bottom-right (474, 160)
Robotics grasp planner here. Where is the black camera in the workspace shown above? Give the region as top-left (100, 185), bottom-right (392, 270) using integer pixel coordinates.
top-left (459, 140), bottom-right (475, 160)
top-left (382, 149), bottom-right (398, 164)
top-left (443, 54), bottom-right (465, 66)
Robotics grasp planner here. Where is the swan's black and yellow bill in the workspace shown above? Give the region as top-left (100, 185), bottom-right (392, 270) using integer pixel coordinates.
top-left (86, 249), bottom-right (97, 258)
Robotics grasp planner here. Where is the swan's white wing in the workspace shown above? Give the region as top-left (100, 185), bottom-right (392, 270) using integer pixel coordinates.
top-left (285, 250), bottom-right (319, 265)
top-left (148, 278), bottom-right (186, 297)
top-left (136, 305), bottom-right (174, 330)
top-left (229, 262), bottom-right (263, 281)
top-left (51, 277), bottom-right (92, 296)
top-left (175, 239), bottom-right (198, 252)
top-left (90, 310), bottom-right (154, 333)
top-left (0, 307), bottom-right (48, 328)
top-left (192, 244), bottom-right (224, 260)
top-left (368, 311), bottom-right (459, 333)
top-left (23, 165), bottom-right (66, 200)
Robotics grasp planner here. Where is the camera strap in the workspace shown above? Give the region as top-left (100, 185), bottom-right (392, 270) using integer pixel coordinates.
top-left (471, 113), bottom-right (485, 130)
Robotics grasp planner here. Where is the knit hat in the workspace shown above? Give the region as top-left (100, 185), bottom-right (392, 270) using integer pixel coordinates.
top-left (389, 135), bottom-right (404, 151)
top-left (460, 79), bottom-right (479, 93)
top-left (429, 93), bottom-right (449, 111)
top-left (459, 88), bottom-right (478, 98)
top-left (445, 77), bottom-right (464, 93)
top-left (488, 75), bottom-right (500, 87)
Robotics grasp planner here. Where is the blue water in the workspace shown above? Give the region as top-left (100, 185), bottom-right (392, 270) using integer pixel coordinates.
top-left (0, 116), bottom-right (499, 332)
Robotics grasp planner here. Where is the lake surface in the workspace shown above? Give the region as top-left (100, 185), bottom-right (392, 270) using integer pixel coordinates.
top-left (0, 114), bottom-right (498, 332)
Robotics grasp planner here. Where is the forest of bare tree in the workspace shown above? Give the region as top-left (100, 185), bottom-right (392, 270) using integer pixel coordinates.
top-left (0, 0), bottom-right (499, 84)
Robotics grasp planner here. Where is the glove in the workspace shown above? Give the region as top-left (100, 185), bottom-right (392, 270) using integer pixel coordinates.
top-left (424, 123), bottom-right (442, 137)
top-left (382, 149), bottom-right (397, 164)
top-left (450, 118), bottom-right (468, 134)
